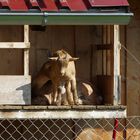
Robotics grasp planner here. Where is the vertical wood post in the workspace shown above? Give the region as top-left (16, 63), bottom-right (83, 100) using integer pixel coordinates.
top-left (113, 25), bottom-right (121, 105)
top-left (107, 25), bottom-right (111, 75)
top-left (24, 25), bottom-right (30, 76)
top-left (103, 25), bottom-right (106, 75)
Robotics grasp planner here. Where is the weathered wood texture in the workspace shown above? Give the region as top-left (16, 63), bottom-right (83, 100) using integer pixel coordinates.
top-left (24, 25), bottom-right (30, 76)
top-left (0, 26), bottom-right (31, 105)
top-left (30, 26), bottom-right (96, 82)
top-left (0, 42), bottom-right (30, 49)
top-left (0, 76), bottom-right (31, 104)
top-left (113, 25), bottom-right (121, 105)
top-left (0, 26), bottom-right (23, 75)
top-left (125, 0), bottom-right (140, 140)
top-left (0, 105), bottom-right (126, 119)
top-left (127, 0), bottom-right (140, 116)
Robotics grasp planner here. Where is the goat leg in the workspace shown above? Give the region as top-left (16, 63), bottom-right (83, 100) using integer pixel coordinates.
top-left (66, 81), bottom-right (74, 105)
top-left (71, 79), bottom-right (79, 105)
top-left (52, 85), bottom-right (58, 105)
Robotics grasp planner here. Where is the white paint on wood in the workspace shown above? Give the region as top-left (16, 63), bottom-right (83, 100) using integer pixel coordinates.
top-left (0, 109), bottom-right (126, 119)
top-left (0, 42), bottom-right (30, 49)
top-left (24, 25), bottom-right (30, 76)
top-left (0, 91), bottom-right (29, 105)
top-left (24, 49), bottom-right (30, 76)
top-left (0, 76), bottom-right (31, 105)
top-left (113, 25), bottom-right (121, 105)
top-left (24, 25), bottom-right (29, 43)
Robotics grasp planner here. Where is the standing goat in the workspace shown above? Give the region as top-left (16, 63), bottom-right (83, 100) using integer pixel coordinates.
top-left (32, 50), bottom-right (79, 105)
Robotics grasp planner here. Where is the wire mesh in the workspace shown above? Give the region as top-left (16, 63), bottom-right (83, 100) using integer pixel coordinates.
top-left (0, 117), bottom-right (140, 140)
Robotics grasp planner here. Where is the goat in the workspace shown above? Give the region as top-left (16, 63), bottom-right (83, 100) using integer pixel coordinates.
top-left (32, 50), bottom-right (79, 105)
top-left (48, 50), bottom-right (79, 105)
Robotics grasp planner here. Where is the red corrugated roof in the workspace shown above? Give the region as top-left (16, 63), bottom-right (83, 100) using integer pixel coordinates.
top-left (0, 0), bottom-right (129, 11)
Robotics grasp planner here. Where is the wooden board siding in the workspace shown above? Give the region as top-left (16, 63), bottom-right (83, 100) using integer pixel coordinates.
top-left (0, 25), bottom-right (125, 105)
top-left (125, 0), bottom-right (140, 139)
top-left (30, 26), bottom-right (96, 82)
top-left (0, 76), bottom-right (31, 104)
top-left (0, 26), bottom-right (23, 75)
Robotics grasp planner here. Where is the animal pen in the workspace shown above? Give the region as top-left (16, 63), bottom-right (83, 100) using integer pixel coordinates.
top-left (0, 0), bottom-right (139, 140)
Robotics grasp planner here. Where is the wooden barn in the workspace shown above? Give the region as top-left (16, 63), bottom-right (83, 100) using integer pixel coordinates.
top-left (0, 0), bottom-right (140, 140)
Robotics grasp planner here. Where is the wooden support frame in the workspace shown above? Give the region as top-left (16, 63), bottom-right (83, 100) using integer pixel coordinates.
top-left (0, 25), bottom-right (30, 76)
top-left (0, 106), bottom-right (126, 119)
top-left (0, 25), bottom-right (31, 105)
top-left (0, 42), bottom-right (30, 49)
top-left (113, 25), bottom-right (121, 105)
top-left (24, 25), bottom-right (30, 76)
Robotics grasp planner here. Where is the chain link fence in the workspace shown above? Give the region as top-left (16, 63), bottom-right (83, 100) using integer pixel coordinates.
top-left (0, 117), bottom-right (140, 140)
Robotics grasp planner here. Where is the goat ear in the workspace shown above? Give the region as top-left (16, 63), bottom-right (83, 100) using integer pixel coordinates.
top-left (69, 58), bottom-right (79, 61)
top-left (48, 57), bottom-right (58, 61)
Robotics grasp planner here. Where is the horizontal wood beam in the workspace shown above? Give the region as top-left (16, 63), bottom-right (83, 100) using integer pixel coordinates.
top-left (0, 105), bottom-right (126, 119)
top-left (0, 42), bottom-right (30, 49)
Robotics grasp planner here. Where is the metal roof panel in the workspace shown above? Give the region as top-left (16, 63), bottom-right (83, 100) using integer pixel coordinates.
top-left (91, 0), bottom-right (129, 7)
top-left (0, 0), bottom-right (129, 11)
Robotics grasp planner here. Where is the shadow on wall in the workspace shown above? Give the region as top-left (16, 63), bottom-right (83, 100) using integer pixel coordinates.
top-left (16, 83), bottom-right (31, 105)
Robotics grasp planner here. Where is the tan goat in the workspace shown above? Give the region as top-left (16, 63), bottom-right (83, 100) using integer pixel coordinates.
top-left (32, 50), bottom-right (79, 105)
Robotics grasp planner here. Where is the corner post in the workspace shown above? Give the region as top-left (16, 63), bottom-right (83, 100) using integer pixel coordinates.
top-left (113, 25), bottom-right (121, 105)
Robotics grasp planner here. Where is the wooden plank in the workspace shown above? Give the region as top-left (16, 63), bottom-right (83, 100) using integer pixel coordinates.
top-left (91, 26), bottom-right (102, 81)
top-left (0, 91), bottom-right (28, 105)
top-left (96, 44), bottom-right (113, 50)
top-left (97, 75), bottom-right (113, 104)
top-left (0, 26), bottom-right (23, 75)
top-left (97, 50), bottom-right (103, 75)
top-left (51, 26), bottom-right (74, 54)
top-left (0, 49), bottom-right (23, 75)
top-left (113, 25), bottom-right (121, 105)
top-left (106, 25), bottom-right (111, 75)
top-left (126, 1), bottom-right (140, 139)
top-left (24, 25), bottom-right (29, 43)
top-left (126, 1), bottom-right (140, 116)
top-left (0, 106), bottom-right (22, 110)
top-left (24, 25), bottom-right (30, 76)
top-left (0, 109), bottom-right (126, 119)
top-left (0, 105), bottom-right (126, 110)
top-left (120, 26), bottom-right (126, 105)
top-left (75, 26), bottom-right (94, 81)
top-left (0, 76), bottom-right (31, 105)
top-left (24, 49), bottom-right (29, 76)
top-left (103, 25), bottom-right (107, 75)
top-left (0, 42), bottom-right (30, 49)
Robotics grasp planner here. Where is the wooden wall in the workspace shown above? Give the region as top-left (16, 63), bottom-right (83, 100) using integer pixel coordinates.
top-left (127, 0), bottom-right (140, 116)
top-left (125, 0), bottom-right (140, 139)
top-left (0, 25), bottom-right (126, 106)
top-left (0, 26), bottom-right (23, 75)
top-left (29, 26), bottom-right (97, 83)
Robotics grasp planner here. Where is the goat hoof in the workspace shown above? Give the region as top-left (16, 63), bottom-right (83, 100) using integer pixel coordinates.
top-left (56, 101), bottom-right (61, 106)
top-left (74, 100), bottom-right (80, 105)
top-left (52, 101), bottom-right (58, 106)
top-left (69, 101), bottom-right (74, 106)
top-left (62, 101), bottom-right (69, 106)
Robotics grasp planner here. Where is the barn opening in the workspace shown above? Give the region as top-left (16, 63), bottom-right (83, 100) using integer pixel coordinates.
top-left (0, 0), bottom-right (132, 107)
top-left (0, 0), bottom-right (135, 140)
